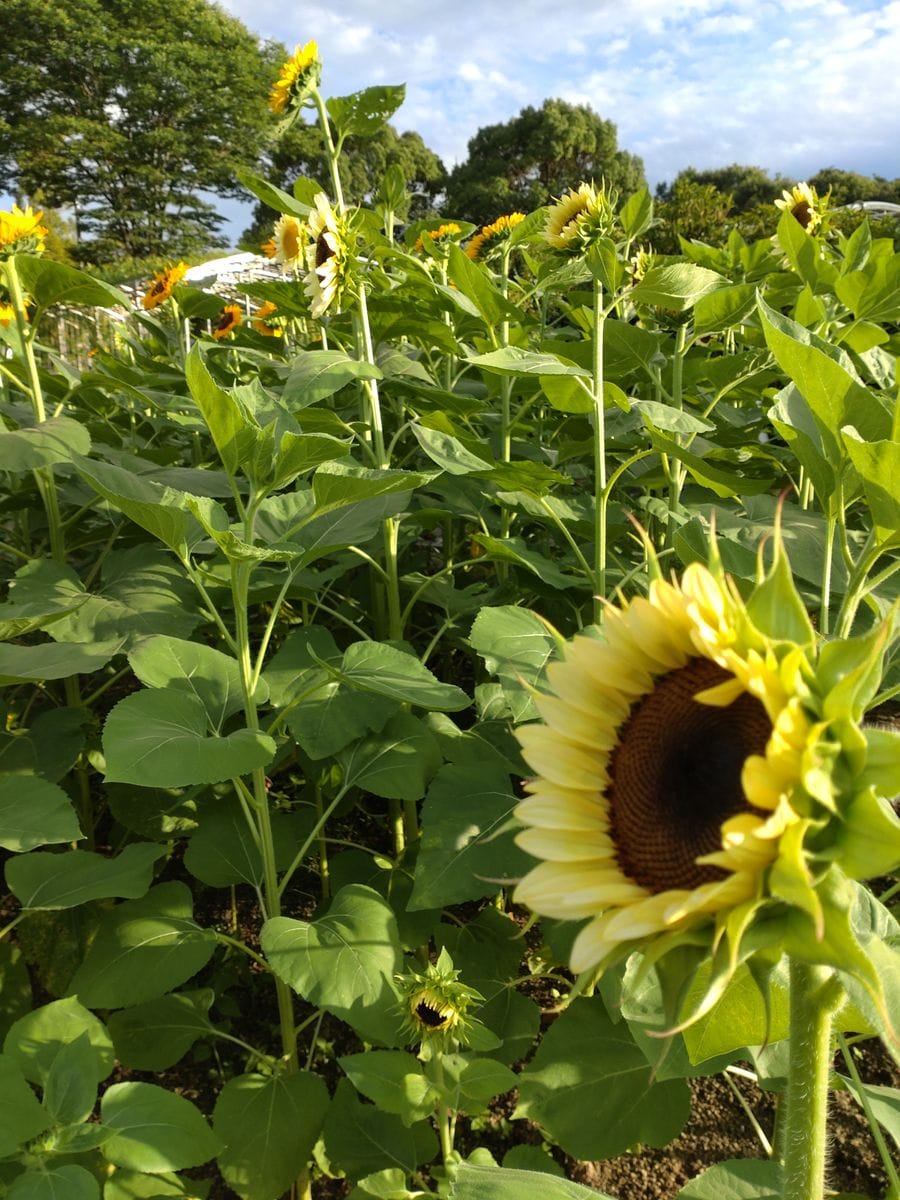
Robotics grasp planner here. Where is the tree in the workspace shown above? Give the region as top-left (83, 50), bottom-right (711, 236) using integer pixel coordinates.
top-left (654, 180), bottom-right (734, 254)
top-left (0, 0), bottom-right (281, 261)
top-left (656, 165), bottom-right (788, 213)
top-left (240, 121), bottom-right (446, 250)
top-left (443, 99), bottom-right (645, 226)
top-left (808, 167), bottom-right (900, 207)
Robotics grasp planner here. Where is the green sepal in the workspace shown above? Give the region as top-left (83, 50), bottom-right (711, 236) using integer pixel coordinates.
top-left (863, 725), bottom-right (900, 797)
top-left (831, 785), bottom-right (900, 878)
top-left (768, 819), bottom-right (823, 937)
top-left (747, 531), bottom-right (815, 647)
top-left (818, 615), bottom-right (894, 723)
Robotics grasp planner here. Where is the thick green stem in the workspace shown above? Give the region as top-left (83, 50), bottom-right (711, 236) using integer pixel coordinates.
top-left (591, 278), bottom-right (607, 623)
top-left (665, 323), bottom-right (688, 549)
top-left (781, 960), bottom-right (840, 1200)
top-left (310, 88), bottom-right (345, 212)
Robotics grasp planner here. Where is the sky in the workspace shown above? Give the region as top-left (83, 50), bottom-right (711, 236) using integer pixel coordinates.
top-left (220, 0), bottom-right (900, 186)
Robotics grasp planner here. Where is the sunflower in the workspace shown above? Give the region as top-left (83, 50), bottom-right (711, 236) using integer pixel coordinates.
top-left (396, 949), bottom-right (495, 1052)
top-left (544, 182), bottom-right (616, 253)
top-left (513, 551), bottom-right (898, 981)
top-left (141, 261), bottom-right (188, 311)
top-left (271, 214), bottom-right (306, 269)
top-left (0, 302), bottom-right (15, 327)
top-left (268, 41), bottom-right (321, 115)
top-left (0, 204), bottom-right (48, 258)
top-left (251, 300), bottom-right (282, 336)
top-left (304, 192), bottom-right (351, 319)
top-left (465, 212), bottom-right (526, 261)
top-left (212, 304), bottom-right (243, 340)
top-left (415, 222), bottom-right (462, 254)
top-left (775, 182), bottom-right (823, 233)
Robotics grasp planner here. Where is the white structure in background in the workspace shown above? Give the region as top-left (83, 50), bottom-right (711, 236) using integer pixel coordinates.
top-left (836, 201), bottom-right (900, 217)
top-left (183, 252), bottom-right (283, 299)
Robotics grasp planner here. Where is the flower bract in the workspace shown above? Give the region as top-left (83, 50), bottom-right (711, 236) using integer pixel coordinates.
top-left (396, 948), bottom-right (495, 1052)
top-left (268, 41), bottom-right (321, 115)
top-left (0, 204), bottom-right (48, 258)
top-left (141, 261), bottom-right (188, 311)
top-left (513, 548), bottom-right (899, 991)
top-left (212, 304), bottom-right (242, 340)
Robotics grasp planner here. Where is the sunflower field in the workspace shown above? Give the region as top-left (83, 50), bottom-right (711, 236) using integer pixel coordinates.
top-left (0, 42), bottom-right (899, 1200)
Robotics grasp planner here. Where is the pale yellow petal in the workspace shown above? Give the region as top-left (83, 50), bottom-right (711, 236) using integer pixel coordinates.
top-left (516, 725), bottom-right (608, 790)
top-left (515, 788), bottom-right (609, 832)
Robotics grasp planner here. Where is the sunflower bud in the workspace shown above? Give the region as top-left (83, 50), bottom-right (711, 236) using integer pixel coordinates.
top-left (397, 949), bottom-right (496, 1052)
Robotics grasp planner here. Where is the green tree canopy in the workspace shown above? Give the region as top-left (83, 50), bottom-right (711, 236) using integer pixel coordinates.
top-left (0, 0), bottom-right (281, 261)
top-left (240, 121), bottom-right (446, 250)
top-left (656, 164), bottom-right (788, 212)
top-left (443, 99), bottom-right (645, 226)
top-left (808, 166), bottom-right (900, 206)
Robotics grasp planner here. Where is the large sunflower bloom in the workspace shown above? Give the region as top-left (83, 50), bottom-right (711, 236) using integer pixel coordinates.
top-left (513, 556), bottom-right (898, 980)
top-left (544, 183), bottom-right (616, 253)
top-left (141, 262), bottom-right (188, 311)
top-left (304, 193), bottom-right (351, 319)
top-left (268, 41), bottom-right (321, 115)
top-left (0, 205), bottom-right (48, 258)
top-left (775, 182), bottom-right (822, 232)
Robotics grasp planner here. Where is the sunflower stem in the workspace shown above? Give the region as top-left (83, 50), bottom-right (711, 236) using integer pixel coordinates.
top-left (781, 959), bottom-right (841, 1200)
top-left (591, 277), bottom-right (607, 623)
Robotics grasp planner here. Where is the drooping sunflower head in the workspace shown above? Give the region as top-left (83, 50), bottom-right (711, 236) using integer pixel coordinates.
top-left (396, 948), bottom-right (495, 1053)
top-left (466, 212), bottom-right (527, 261)
top-left (544, 183), bottom-right (617, 253)
top-left (415, 222), bottom-right (462, 255)
top-left (212, 303), bottom-right (243, 340)
top-left (141, 261), bottom-right (188, 311)
top-left (775, 181), bottom-right (824, 233)
top-left (0, 204), bottom-right (48, 258)
top-left (271, 215), bottom-right (306, 269)
top-left (268, 40), bottom-right (321, 115)
top-left (251, 300), bottom-right (283, 337)
top-left (513, 539), bottom-right (899, 1001)
top-left (304, 193), bottom-right (352, 319)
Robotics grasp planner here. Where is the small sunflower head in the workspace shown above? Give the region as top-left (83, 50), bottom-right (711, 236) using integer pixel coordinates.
top-left (251, 299), bottom-right (283, 337)
top-left (513, 527), bottom-right (899, 1025)
top-left (212, 303), bottom-right (242, 340)
top-left (0, 301), bottom-right (16, 328)
top-left (271, 214), bottom-right (306, 269)
top-left (415, 222), bottom-right (462, 256)
top-left (544, 183), bottom-right (617, 254)
top-left (268, 41), bottom-right (321, 115)
top-left (0, 205), bottom-right (48, 258)
top-left (304, 193), bottom-right (353, 319)
top-left (775, 182), bottom-right (825, 233)
top-left (141, 261), bottom-right (188, 311)
top-left (397, 949), bottom-right (494, 1052)
top-left (465, 212), bottom-right (527, 261)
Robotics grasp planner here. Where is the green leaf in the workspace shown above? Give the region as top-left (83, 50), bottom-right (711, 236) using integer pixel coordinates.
top-left (337, 710), bottom-right (441, 802)
top-left (42, 1031), bottom-right (97, 1124)
top-left (632, 399), bottom-right (714, 436)
top-left (447, 244), bottom-right (523, 327)
top-left (323, 1079), bottom-right (438, 1182)
top-left (619, 186), bottom-right (653, 240)
top-left (337, 641), bottom-right (470, 711)
top-left (441, 1054), bottom-right (518, 1111)
top-left (0, 416), bottom-right (91, 471)
top-left (468, 348), bottom-right (590, 378)
top-left (776, 209), bottom-right (836, 292)
top-left (102, 689), bottom-right (275, 788)
top-left (2, 997), bottom-right (114, 1085)
top-left (515, 997), bottom-right (690, 1159)
top-left (539, 374), bottom-right (593, 414)
top-left (283, 349), bottom-right (383, 408)
top-left (682, 962), bottom-right (789, 1064)
top-left (448, 1162), bottom-right (610, 1200)
top-left (327, 84), bottom-right (406, 139)
top-left (0, 774), bottom-right (81, 851)
top-left (468, 605), bottom-right (559, 723)
top-left (288, 680), bottom-right (396, 761)
top-left (5, 843), bottom-right (163, 909)
top-left (183, 796), bottom-right (264, 887)
top-left (102, 1168), bottom-right (202, 1199)
top-left (693, 283), bottom-right (756, 335)
top-left (262, 884), bottom-right (404, 1046)
top-left (101, 1081), bottom-right (221, 1173)
top-left (128, 635), bottom-right (255, 729)
top-left (108, 991), bottom-right (214, 1071)
top-left (235, 166), bottom-right (310, 219)
top-left (631, 263), bottom-right (725, 310)
top-left (0, 1055), bottom-right (51, 1156)
top-left (841, 428), bottom-right (900, 541)
top-left (185, 346), bottom-right (256, 478)
top-left (471, 535), bottom-right (584, 591)
top-left (410, 761), bottom-right (531, 909)
top-left (7, 1165), bottom-right (99, 1200)
top-left (0, 944), bottom-right (31, 1046)
top-left (68, 882), bottom-right (217, 1009)
top-left (13, 255), bottom-right (129, 311)
top-left (213, 1072), bottom-right (329, 1200)
top-left (0, 638), bottom-right (123, 684)
top-left (648, 429), bottom-right (772, 498)
top-left (339, 1050), bottom-right (436, 1124)
top-left (675, 1158), bottom-right (781, 1198)
top-left (837, 1073), bottom-right (900, 1151)
top-left (410, 423), bottom-right (495, 474)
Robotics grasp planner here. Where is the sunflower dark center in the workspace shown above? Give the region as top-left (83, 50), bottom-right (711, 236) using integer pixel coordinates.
top-left (608, 657), bottom-right (772, 894)
top-left (792, 200), bottom-right (812, 228)
top-left (416, 1002), bottom-right (448, 1028)
top-left (315, 232), bottom-right (334, 268)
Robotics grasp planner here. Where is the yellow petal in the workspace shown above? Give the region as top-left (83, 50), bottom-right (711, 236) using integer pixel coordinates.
top-left (516, 826), bottom-right (614, 862)
top-left (515, 788), bottom-right (609, 832)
